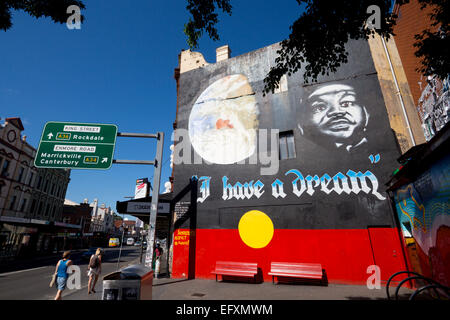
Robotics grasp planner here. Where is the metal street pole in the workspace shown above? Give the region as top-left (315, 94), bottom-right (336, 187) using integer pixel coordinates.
top-left (116, 215), bottom-right (126, 271)
top-left (144, 132), bottom-right (164, 270)
top-left (97, 130), bottom-right (164, 271)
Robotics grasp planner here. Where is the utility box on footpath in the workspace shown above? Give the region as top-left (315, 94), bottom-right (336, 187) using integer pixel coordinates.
top-left (102, 264), bottom-right (153, 300)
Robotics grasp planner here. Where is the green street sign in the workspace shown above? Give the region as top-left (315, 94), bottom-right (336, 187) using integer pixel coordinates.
top-left (34, 122), bottom-right (118, 170)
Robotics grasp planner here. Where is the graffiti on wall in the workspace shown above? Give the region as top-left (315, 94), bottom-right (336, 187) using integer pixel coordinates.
top-left (417, 75), bottom-right (450, 141)
top-left (393, 154), bottom-right (450, 285)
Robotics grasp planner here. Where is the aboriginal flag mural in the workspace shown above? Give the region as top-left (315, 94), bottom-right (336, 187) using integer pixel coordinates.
top-left (171, 40), bottom-right (408, 284)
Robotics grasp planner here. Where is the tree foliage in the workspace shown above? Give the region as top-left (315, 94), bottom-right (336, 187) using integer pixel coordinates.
top-left (183, 0), bottom-right (232, 49)
top-left (413, 0), bottom-right (449, 79)
top-left (0, 0), bottom-right (85, 31)
top-left (183, 0), bottom-right (449, 95)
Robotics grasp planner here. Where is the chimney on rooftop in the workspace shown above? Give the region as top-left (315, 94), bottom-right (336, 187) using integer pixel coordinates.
top-left (216, 45), bottom-right (231, 62)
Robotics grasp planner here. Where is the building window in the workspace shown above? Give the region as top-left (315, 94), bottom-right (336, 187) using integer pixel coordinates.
top-left (29, 199), bottom-right (36, 214)
top-left (36, 176), bottom-right (42, 190)
top-left (279, 131), bottom-right (296, 160)
top-left (17, 167), bottom-right (25, 183)
top-left (20, 198), bottom-right (27, 212)
top-left (9, 196), bottom-right (17, 210)
top-left (38, 202), bottom-right (43, 216)
top-left (28, 172), bottom-right (34, 186)
top-left (1, 160), bottom-right (10, 177)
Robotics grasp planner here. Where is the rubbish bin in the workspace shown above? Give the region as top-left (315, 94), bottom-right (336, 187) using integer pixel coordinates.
top-left (102, 264), bottom-right (153, 300)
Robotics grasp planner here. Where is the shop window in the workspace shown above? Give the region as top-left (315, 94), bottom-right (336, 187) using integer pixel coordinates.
top-left (279, 131), bottom-right (296, 160)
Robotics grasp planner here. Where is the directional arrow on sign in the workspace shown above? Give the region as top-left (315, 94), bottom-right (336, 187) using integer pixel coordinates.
top-left (47, 133), bottom-right (54, 139)
top-left (101, 157), bottom-right (108, 163)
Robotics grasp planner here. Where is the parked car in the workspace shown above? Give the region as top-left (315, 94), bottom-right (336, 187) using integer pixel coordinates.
top-left (134, 241), bottom-right (141, 246)
top-left (126, 238), bottom-right (135, 246)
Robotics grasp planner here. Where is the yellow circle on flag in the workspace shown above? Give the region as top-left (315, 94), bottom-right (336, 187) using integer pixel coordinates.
top-left (238, 210), bottom-right (274, 249)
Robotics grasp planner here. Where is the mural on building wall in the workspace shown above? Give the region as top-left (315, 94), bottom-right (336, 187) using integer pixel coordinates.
top-left (393, 154), bottom-right (450, 286)
top-left (172, 40), bottom-right (407, 283)
top-left (417, 74), bottom-right (450, 141)
top-left (176, 41), bottom-right (401, 230)
top-left (188, 74), bottom-right (259, 164)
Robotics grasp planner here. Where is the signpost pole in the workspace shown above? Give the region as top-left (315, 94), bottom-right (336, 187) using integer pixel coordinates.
top-left (145, 132), bottom-right (164, 270)
top-left (117, 216), bottom-right (126, 271)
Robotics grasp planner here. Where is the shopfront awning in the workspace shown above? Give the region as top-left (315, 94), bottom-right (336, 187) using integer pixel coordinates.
top-left (115, 193), bottom-right (173, 224)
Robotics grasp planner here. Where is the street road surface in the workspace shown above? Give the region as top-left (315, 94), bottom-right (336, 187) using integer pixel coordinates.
top-left (0, 247), bottom-right (142, 300)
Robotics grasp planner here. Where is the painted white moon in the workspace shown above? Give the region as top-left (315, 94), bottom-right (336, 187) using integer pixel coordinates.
top-left (189, 74), bottom-right (259, 164)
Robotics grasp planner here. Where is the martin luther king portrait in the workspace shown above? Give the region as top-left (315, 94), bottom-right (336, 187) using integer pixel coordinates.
top-left (296, 81), bottom-right (380, 158)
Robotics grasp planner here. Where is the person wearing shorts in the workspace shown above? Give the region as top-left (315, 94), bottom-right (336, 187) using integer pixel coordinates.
top-left (87, 248), bottom-right (102, 294)
top-left (54, 251), bottom-right (72, 300)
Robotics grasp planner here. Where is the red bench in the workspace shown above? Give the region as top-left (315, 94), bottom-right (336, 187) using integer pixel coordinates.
top-left (211, 261), bottom-right (258, 283)
top-left (268, 262), bottom-right (323, 284)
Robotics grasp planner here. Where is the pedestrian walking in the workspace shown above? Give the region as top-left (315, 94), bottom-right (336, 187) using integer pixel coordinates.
top-left (53, 251), bottom-right (72, 300)
top-left (87, 248), bottom-right (102, 294)
top-left (155, 242), bottom-right (163, 278)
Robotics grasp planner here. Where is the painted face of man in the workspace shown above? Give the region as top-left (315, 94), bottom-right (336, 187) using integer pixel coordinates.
top-left (302, 84), bottom-right (368, 142)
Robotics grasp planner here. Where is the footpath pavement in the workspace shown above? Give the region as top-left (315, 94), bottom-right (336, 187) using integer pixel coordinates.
top-left (63, 272), bottom-right (415, 300)
top-left (151, 277), bottom-right (413, 300)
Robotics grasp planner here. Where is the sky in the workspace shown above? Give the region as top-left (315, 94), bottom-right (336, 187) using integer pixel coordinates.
top-left (0, 0), bottom-right (303, 220)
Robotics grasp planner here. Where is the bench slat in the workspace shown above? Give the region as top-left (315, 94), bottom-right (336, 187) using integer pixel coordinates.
top-left (268, 272), bottom-right (322, 279)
